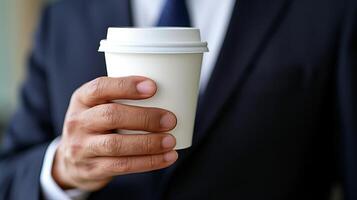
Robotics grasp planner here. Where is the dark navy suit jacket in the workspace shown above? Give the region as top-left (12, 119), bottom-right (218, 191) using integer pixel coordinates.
top-left (1, 0), bottom-right (356, 199)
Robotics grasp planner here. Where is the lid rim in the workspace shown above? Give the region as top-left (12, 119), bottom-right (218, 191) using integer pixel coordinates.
top-left (98, 47), bottom-right (209, 54)
top-left (108, 27), bottom-right (200, 30)
top-left (98, 40), bottom-right (209, 54)
top-left (99, 40), bottom-right (208, 47)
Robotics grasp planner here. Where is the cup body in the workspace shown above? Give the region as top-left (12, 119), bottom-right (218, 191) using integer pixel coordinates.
top-left (99, 27), bottom-right (208, 149)
top-left (105, 53), bottom-right (203, 149)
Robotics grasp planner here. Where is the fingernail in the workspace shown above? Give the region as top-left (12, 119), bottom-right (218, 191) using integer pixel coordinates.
top-left (162, 135), bottom-right (176, 149)
top-left (164, 151), bottom-right (178, 162)
top-left (136, 80), bottom-right (156, 95)
top-left (160, 113), bottom-right (176, 129)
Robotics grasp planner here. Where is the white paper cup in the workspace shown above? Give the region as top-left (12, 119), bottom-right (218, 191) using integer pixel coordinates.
top-left (98, 27), bottom-right (208, 150)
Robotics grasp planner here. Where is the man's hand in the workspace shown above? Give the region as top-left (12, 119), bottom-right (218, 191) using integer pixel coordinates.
top-left (52, 76), bottom-right (178, 191)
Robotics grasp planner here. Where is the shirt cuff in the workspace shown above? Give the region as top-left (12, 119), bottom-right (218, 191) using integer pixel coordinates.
top-left (40, 137), bottom-right (90, 200)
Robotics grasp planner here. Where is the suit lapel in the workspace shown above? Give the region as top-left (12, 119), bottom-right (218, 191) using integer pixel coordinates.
top-left (194, 0), bottom-right (291, 144)
top-left (162, 0), bottom-right (292, 195)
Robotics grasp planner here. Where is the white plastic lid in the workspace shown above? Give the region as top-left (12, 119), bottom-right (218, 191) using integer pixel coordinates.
top-left (98, 27), bottom-right (209, 54)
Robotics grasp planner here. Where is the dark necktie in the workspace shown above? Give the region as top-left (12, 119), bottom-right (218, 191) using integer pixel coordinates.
top-left (153, 1), bottom-right (192, 196)
top-left (156, 0), bottom-right (191, 27)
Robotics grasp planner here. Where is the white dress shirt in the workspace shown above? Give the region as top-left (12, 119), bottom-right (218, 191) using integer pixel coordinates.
top-left (40, 0), bottom-right (236, 199)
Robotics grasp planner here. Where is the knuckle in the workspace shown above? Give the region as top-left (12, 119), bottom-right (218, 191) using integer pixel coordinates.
top-left (81, 162), bottom-right (106, 181)
top-left (116, 78), bottom-right (129, 91)
top-left (142, 135), bottom-right (153, 154)
top-left (64, 115), bottom-right (81, 134)
top-left (87, 140), bottom-right (98, 155)
top-left (149, 155), bottom-right (156, 169)
top-left (101, 135), bottom-right (123, 155)
top-left (100, 104), bottom-right (119, 124)
top-left (139, 109), bottom-right (154, 130)
top-left (65, 142), bottom-right (83, 161)
top-left (86, 77), bottom-right (106, 99)
top-left (99, 137), bottom-right (115, 154)
top-left (83, 160), bottom-right (97, 172)
top-left (110, 157), bottom-right (131, 173)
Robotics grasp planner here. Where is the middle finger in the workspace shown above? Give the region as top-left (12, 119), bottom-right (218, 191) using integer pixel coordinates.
top-left (81, 103), bottom-right (177, 133)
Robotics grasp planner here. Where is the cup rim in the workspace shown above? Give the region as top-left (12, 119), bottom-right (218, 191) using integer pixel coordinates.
top-left (98, 40), bottom-right (209, 54)
top-left (108, 27), bottom-right (200, 30)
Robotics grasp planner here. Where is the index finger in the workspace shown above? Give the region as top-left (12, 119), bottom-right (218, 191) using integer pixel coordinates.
top-left (74, 76), bottom-right (157, 107)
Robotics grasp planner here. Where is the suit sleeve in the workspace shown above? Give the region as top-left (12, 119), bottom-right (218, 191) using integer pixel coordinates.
top-left (0, 6), bottom-right (57, 200)
top-left (337, 2), bottom-right (357, 200)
